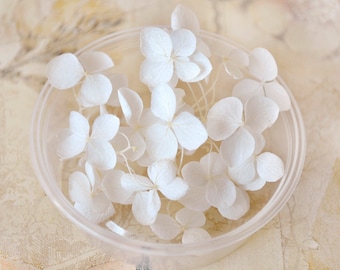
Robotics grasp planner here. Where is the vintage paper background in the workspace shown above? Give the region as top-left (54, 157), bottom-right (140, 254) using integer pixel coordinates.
top-left (1, 0), bottom-right (340, 269)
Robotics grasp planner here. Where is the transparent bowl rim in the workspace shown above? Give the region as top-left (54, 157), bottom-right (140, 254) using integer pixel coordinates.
top-left (30, 27), bottom-right (306, 257)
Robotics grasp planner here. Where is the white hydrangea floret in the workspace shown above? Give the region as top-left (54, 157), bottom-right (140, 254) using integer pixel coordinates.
top-left (206, 96), bottom-right (279, 167)
top-left (140, 27), bottom-right (212, 87)
top-left (145, 83), bottom-right (208, 161)
top-left (69, 163), bottom-right (115, 223)
top-left (232, 47), bottom-right (291, 111)
top-left (181, 152), bottom-right (237, 209)
top-left (119, 160), bottom-right (188, 225)
top-left (57, 111), bottom-right (120, 170)
top-left (150, 208), bottom-right (211, 243)
top-left (47, 51), bottom-right (114, 107)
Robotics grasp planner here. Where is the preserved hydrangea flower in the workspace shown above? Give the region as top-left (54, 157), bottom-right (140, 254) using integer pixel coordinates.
top-left (46, 5), bottom-right (290, 239)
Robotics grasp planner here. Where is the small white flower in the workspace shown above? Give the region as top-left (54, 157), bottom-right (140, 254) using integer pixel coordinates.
top-left (232, 48), bottom-right (291, 111)
top-left (206, 96), bottom-right (279, 167)
top-left (150, 208), bottom-right (210, 243)
top-left (229, 151), bottom-right (285, 191)
top-left (46, 51), bottom-right (114, 107)
top-left (217, 187), bottom-right (250, 220)
top-left (57, 111), bottom-right (120, 170)
top-left (120, 160), bottom-right (188, 225)
top-left (140, 27), bottom-right (212, 87)
top-left (145, 83), bottom-right (208, 161)
top-left (181, 152), bottom-right (237, 209)
top-left (69, 163), bottom-right (115, 223)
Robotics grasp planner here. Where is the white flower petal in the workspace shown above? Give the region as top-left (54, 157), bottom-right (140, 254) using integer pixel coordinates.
top-left (187, 51), bottom-right (212, 82)
top-left (159, 177), bottom-right (188, 201)
top-left (145, 123), bottom-right (178, 161)
top-left (206, 97), bottom-right (243, 141)
top-left (232, 78), bottom-right (263, 104)
top-left (91, 114), bottom-right (120, 141)
top-left (171, 29), bottom-right (196, 57)
top-left (57, 133), bottom-right (87, 159)
top-left (220, 128), bottom-right (255, 167)
top-left (102, 170), bottom-right (134, 204)
top-left (242, 177), bottom-right (266, 191)
top-left (224, 61), bottom-right (244, 80)
top-left (46, 53), bottom-right (84, 89)
top-left (150, 214), bottom-right (181, 240)
top-left (181, 161), bottom-right (207, 186)
top-left (200, 152), bottom-right (226, 178)
top-left (69, 171), bottom-right (90, 203)
top-left (171, 4), bottom-right (200, 34)
top-left (78, 51), bottom-right (114, 73)
top-left (140, 27), bottom-right (172, 58)
top-left (175, 208), bottom-right (206, 228)
top-left (172, 111), bottom-right (207, 151)
top-left (69, 111), bottom-right (89, 136)
top-left (206, 176), bottom-right (236, 208)
top-left (264, 81), bottom-right (291, 111)
top-left (140, 59), bottom-right (174, 87)
top-left (256, 152), bottom-right (284, 182)
top-left (175, 60), bottom-right (200, 82)
top-left (179, 186), bottom-right (210, 212)
top-left (148, 160), bottom-right (176, 186)
top-left (248, 47), bottom-right (278, 82)
top-left (78, 74), bottom-right (112, 107)
top-left (132, 190), bottom-right (161, 225)
top-left (106, 73), bottom-right (128, 107)
top-left (73, 200), bottom-right (114, 224)
top-left (182, 228), bottom-right (211, 243)
top-left (121, 174), bottom-right (152, 193)
top-left (218, 187), bottom-right (250, 220)
top-left (151, 84), bottom-right (176, 122)
top-left (84, 162), bottom-right (97, 189)
top-left (245, 96), bottom-right (279, 133)
top-left (87, 140), bottom-right (117, 170)
top-left (91, 191), bottom-right (113, 213)
top-left (228, 157), bottom-right (256, 185)
top-left (118, 87), bottom-right (143, 127)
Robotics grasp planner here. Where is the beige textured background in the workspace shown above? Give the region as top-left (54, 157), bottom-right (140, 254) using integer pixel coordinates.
top-left (1, 0), bottom-right (340, 269)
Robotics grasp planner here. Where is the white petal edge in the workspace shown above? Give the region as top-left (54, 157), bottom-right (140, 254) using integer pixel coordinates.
top-left (256, 152), bottom-right (284, 182)
top-left (175, 208), bottom-right (206, 228)
top-left (220, 127), bottom-right (255, 167)
top-left (46, 53), bottom-right (84, 89)
top-left (217, 187), bottom-right (250, 220)
top-left (86, 140), bottom-right (117, 170)
top-left (206, 97), bottom-right (243, 141)
top-left (172, 111), bottom-right (208, 151)
top-left (91, 114), bottom-right (120, 141)
top-left (248, 47), bottom-right (278, 82)
top-left (132, 190), bottom-right (161, 225)
top-left (78, 51), bottom-right (114, 73)
top-left (150, 214), bottom-right (181, 240)
top-left (78, 74), bottom-right (112, 107)
top-left (102, 170), bottom-right (134, 204)
top-left (118, 87), bottom-right (143, 127)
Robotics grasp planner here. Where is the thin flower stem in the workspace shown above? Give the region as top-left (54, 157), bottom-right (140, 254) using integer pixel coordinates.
top-left (177, 145), bottom-right (185, 176)
top-left (186, 82), bottom-right (204, 119)
top-left (119, 152), bottom-right (135, 175)
top-left (191, 63), bottom-right (224, 110)
top-left (197, 81), bottom-right (209, 117)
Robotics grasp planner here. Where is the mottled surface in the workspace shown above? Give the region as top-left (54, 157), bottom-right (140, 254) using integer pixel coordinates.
top-left (1, 0), bottom-right (340, 269)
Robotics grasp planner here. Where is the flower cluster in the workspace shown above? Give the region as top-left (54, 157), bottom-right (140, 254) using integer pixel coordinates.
top-left (46, 5), bottom-right (290, 243)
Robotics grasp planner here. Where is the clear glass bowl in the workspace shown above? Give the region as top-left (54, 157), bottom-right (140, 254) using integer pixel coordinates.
top-left (30, 28), bottom-right (306, 269)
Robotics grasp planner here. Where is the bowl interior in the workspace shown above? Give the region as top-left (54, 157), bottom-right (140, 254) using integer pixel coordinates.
top-left (30, 27), bottom-right (305, 257)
